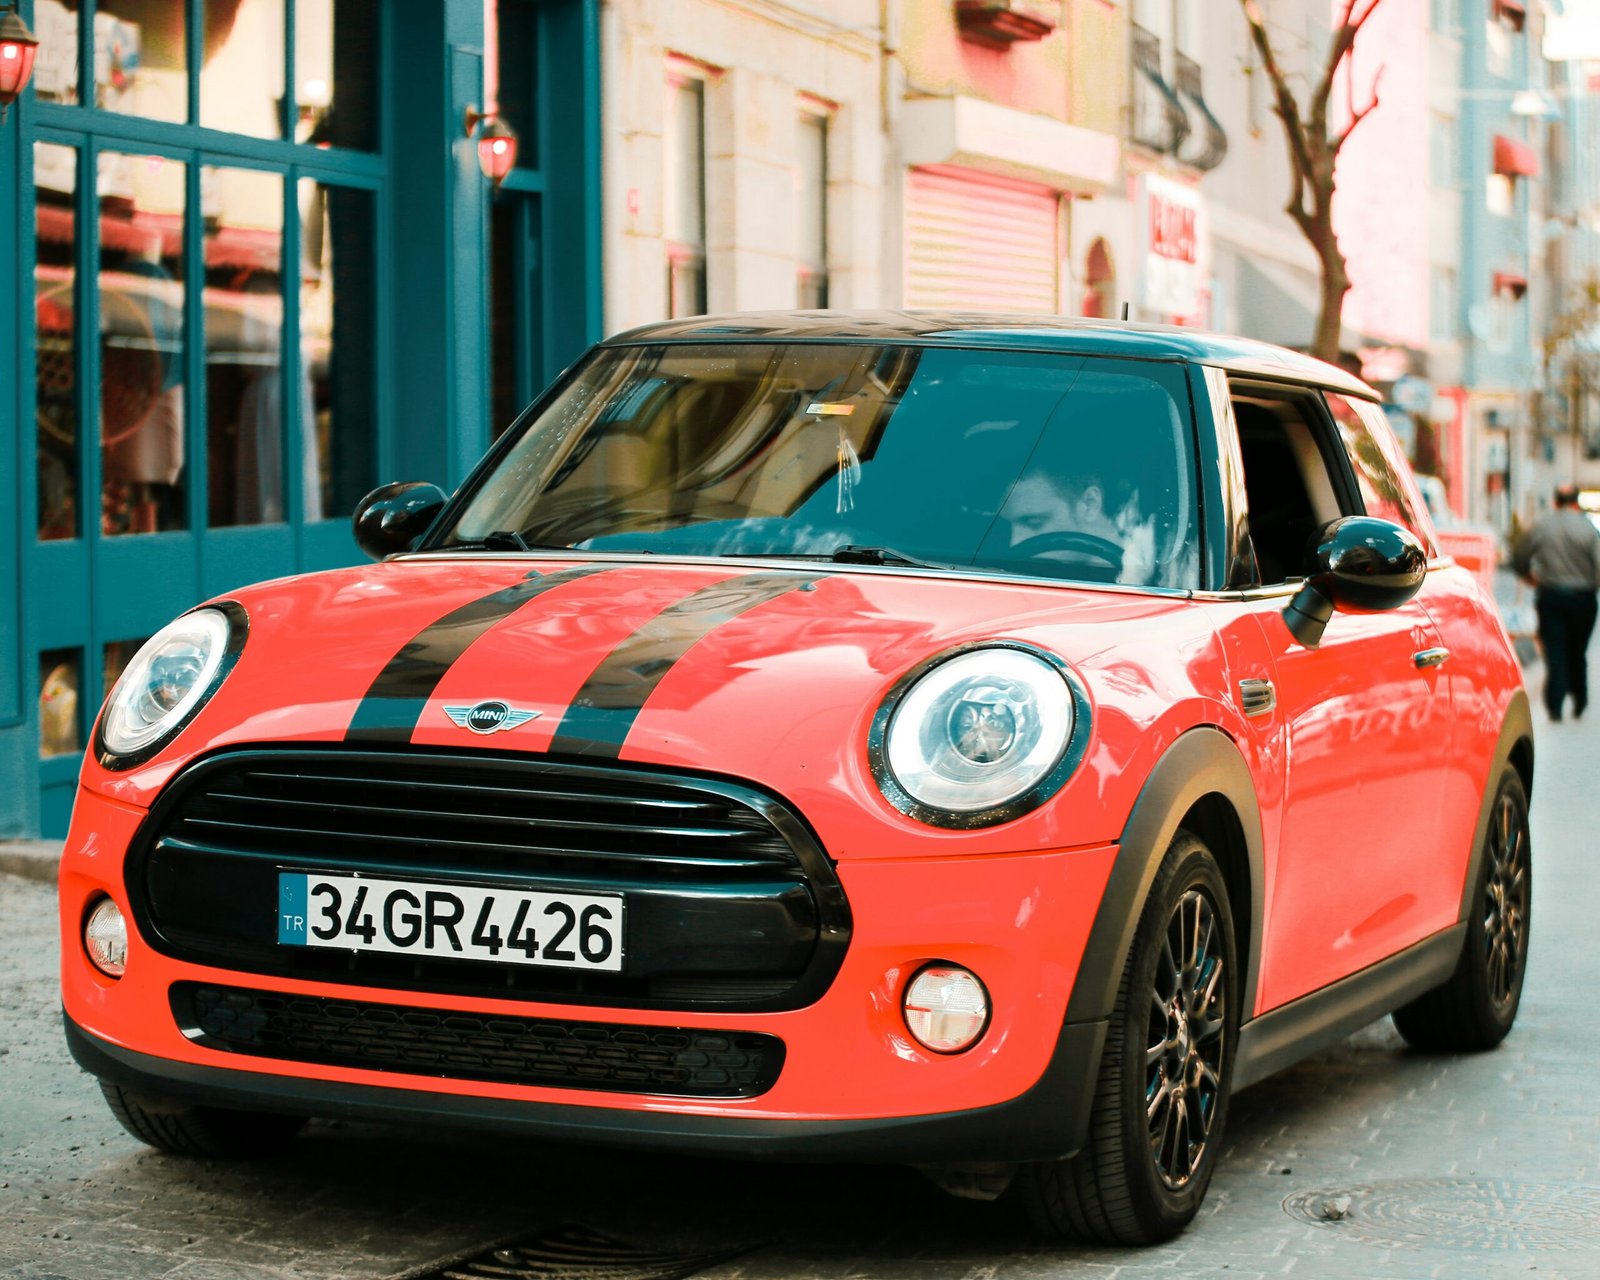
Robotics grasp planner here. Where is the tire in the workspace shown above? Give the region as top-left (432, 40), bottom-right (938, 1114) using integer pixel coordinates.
top-left (100, 1082), bottom-right (307, 1159)
top-left (1014, 831), bottom-right (1238, 1244)
top-left (1392, 766), bottom-right (1531, 1052)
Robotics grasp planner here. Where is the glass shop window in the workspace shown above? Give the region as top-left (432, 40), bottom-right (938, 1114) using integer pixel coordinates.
top-left (103, 637), bottom-right (151, 699)
top-left (35, 142), bottom-right (79, 543)
top-left (100, 152), bottom-right (189, 537)
top-left (98, 0), bottom-right (189, 123)
top-left (486, 0), bottom-right (538, 171)
top-left (299, 178), bottom-right (376, 521)
top-left (201, 0), bottom-right (286, 138)
top-left (39, 649), bottom-right (82, 759)
top-left (203, 165), bottom-right (286, 528)
top-left (295, 0), bottom-right (381, 149)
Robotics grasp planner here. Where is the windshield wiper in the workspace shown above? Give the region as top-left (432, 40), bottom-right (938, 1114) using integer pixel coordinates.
top-left (828, 544), bottom-right (946, 569)
top-left (437, 530), bottom-right (573, 553)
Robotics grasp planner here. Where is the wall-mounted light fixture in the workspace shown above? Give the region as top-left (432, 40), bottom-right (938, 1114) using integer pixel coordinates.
top-left (464, 106), bottom-right (519, 187)
top-left (0, 3), bottom-right (40, 125)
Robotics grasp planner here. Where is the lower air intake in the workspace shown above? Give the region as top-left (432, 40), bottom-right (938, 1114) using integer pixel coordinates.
top-left (172, 983), bottom-right (783, 1099)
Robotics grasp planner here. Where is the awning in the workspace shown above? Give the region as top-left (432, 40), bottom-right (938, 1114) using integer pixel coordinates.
top-left (1493, 134), bottom-right (1539, 179)
top-left (1496, 0), bottom-right (1526, 32)
top-left (1493, 270), bottom-right (1528, 299)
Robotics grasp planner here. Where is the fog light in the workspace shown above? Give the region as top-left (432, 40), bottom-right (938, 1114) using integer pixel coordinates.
top-left (84, 897), bottom-right (127, 978)
top-left (903, 964), bottom-right (989, 1053)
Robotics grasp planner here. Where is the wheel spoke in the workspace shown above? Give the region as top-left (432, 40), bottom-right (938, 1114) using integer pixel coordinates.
top-left (1165, 1099), bottom-right (1188, 1181)
top-left (1147, 1076), bottom-right (1173, 1124)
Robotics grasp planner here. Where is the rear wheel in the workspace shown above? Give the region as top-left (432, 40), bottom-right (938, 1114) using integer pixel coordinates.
top-left (100, 1082), bottom-right (307, 1159)
top-left (1392, 765), bottom-right (1530, 1052)
top-left (1014, 831), bottom-right (1237, 1244)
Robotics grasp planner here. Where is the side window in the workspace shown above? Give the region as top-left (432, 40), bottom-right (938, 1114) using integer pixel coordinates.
top-left (1325, 394), bottom-right (1437, 554)
top-left (1228, 392), bottom-right (1345, 586)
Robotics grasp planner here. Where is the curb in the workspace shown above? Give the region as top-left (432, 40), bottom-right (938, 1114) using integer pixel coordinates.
top-left (0, 840), bottom-right (63, 886)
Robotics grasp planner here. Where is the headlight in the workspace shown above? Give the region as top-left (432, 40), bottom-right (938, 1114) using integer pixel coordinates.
top-left (98, 607), bottom-right (243, 765)
top-left (870, 644), bottom-right (1087, 827)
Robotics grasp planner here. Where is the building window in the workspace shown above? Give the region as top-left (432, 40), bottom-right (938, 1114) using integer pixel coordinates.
top-left (796, 109), bottom-right (829, 308)
top-left (665, 71), bottom-right (708, 318)
top-left (1431, 265), bottom-right (1459, 341)
top-left (1486, 173), bottom-right (1515, 217)
top-left (1430, 114), bottom-right (1459, 187)
top-left (1430, 0), bottom-right (1462, 33)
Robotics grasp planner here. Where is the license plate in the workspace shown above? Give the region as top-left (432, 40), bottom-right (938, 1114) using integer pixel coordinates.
top-left (276, 872), bottom-right (624, 972)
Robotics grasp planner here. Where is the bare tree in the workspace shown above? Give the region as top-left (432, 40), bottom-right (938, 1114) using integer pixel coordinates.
top-left (1238, 0), bottom-right (1386, 362)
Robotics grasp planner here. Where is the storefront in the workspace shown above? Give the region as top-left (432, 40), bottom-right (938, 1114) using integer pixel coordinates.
top-left (2, 0), bottom-right (601, 837)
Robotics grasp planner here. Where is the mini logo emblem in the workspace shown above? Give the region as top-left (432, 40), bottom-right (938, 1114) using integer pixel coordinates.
top-left (444, 701), bottom-right (541, 735)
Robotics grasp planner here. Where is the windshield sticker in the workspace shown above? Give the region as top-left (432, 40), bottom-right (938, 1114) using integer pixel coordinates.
top-left (836, 425), bottom-right (861, 514)
top-left (806, 401), bottom-right (856, 416)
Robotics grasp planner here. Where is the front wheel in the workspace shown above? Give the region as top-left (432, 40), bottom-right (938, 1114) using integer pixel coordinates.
top-left (1014, 831), bottom-right (1237, 1244)
top-left (101, 1082), bottom-right (307, 1159)
top-left (1392, 765), bottom-right (1531, 1052)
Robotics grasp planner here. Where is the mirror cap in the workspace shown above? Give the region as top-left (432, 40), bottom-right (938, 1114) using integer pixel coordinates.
top-left (353, 482), bottom-right (448, 560)
top-left (1283, 516), bottom-right (1428, 647)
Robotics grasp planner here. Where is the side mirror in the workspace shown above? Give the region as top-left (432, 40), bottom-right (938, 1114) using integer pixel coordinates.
top-left (1282, 516), bottom-right (1428, 648)
top-left (352, 482), bottom-right (448, 560)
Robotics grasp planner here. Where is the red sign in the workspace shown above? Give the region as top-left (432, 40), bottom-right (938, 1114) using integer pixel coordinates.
top-left (1149, 196), bottom-right (1197, 263)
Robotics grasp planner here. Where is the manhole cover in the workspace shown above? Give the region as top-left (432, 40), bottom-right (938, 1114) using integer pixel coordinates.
top-left (391, 1223), bottom-right (752, 1280)
top-left (1284, 1179), bottom-right (1600, 1251)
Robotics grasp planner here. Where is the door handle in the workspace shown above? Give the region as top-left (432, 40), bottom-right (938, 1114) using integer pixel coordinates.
top-left (1413, 647), bottom-right (1450, 669)
top-left (1239, 678), bottom-right (1276, 717)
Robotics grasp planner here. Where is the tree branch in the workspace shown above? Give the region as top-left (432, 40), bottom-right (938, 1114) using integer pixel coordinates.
top-left (1334, 65), bottom-right (1384, 152)
top-left (1241, 2), bottom-right (1315, 216)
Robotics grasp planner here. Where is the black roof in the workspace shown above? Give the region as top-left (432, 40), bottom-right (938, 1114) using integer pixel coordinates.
top-left (603, 310), bottom-right (1375, 399)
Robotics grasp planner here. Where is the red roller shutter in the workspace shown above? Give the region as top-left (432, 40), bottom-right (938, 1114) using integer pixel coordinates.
top-left (903, 168), bottom-right (1060, 313)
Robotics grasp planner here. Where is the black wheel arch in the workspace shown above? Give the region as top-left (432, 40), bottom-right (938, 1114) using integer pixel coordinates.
top-left (1064, 727), bottom-right (1265, 1029)
top-left (1457, 690), bottom-right (1534, 923)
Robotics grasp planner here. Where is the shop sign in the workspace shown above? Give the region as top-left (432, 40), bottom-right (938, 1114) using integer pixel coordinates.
top-left (1137, 174), bottom-right (1208, 323)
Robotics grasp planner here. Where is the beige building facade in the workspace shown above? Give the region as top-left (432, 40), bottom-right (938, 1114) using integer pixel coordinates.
top-left (600, 0), bottom-right (886, 331)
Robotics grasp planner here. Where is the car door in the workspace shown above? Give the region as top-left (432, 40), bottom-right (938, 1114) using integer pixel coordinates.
top-left (1218, 384), bottom-right (1455, 1014)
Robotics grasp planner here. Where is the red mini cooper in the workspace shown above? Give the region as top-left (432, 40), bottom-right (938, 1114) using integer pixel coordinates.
top-left (61, 314), bottom-right (1532, 1244)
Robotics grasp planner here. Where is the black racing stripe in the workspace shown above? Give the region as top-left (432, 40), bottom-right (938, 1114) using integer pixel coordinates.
top-left (548, 572), bottom-right (824, 759)
top-left (345, 566), bottom-right (612, 744)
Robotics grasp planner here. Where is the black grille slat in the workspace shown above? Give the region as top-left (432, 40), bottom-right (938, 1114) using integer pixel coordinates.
top-left (174, 983), bottom-right (783, 1097)
top-left (236, 769), bottom-right (743, 818)
top-left (131, 748), bottom-right (851, 1013)
top-left (168, 819), bottom-right (787, 873)
top-left (197, 789), bottom-right (764, 845)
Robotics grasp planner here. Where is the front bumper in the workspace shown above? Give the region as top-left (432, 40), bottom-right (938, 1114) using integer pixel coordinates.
top-left (61, 782), bottom-right (1120, 1163)
top-left (66, 1012), bottom-right (1107, 1163)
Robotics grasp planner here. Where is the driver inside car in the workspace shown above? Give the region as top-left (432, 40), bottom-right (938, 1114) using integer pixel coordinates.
top-left (999, 471), bottom-right (1158, 586)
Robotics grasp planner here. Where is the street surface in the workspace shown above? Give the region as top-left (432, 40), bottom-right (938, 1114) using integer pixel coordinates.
top-left (3, 658), bottom-right (1597, 1279)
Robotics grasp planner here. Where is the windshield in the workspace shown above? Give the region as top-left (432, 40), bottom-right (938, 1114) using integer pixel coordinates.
top-left (440, 342), bottom-right (1200, 589)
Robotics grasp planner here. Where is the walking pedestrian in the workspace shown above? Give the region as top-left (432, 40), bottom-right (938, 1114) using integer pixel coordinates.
top-left (1513, 483), bottom-right (1600, 722)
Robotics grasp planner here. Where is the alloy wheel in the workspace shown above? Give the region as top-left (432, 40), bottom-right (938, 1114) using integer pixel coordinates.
top-left (1145, 888), bottom-right (1227, 1190)
top-left (1483, 787), bottom-right (1530, 1009)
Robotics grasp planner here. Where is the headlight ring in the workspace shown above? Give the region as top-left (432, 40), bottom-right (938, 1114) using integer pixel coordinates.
top-left (868, 642), bottom-right (1092, 829)
top-left (96, 602), bottom-right (248, 770)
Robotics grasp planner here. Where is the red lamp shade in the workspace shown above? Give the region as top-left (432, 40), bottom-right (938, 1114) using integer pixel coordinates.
top-left (476, 116), bottom-right (518, 185)
top-left (0, 8), bottom-right (41, 118)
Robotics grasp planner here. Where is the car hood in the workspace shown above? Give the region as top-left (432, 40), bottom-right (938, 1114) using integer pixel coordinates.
top-left (88, 555), bottom-right (1217, 855)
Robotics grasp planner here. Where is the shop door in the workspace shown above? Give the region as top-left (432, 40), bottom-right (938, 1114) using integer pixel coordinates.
top-left (903, 167), bottom-right (1061, 313)
top-left (26, 1), bottom-right (384, 835)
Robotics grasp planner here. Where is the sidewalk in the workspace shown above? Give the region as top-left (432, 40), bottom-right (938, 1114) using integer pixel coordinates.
top-left (0, 839), bottom-right (60, 886)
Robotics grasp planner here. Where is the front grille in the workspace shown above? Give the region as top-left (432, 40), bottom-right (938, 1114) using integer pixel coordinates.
top-left (174, 983), bottom-right (784, 1098)
top-left (131, 749), bottom-right (850, 1011)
